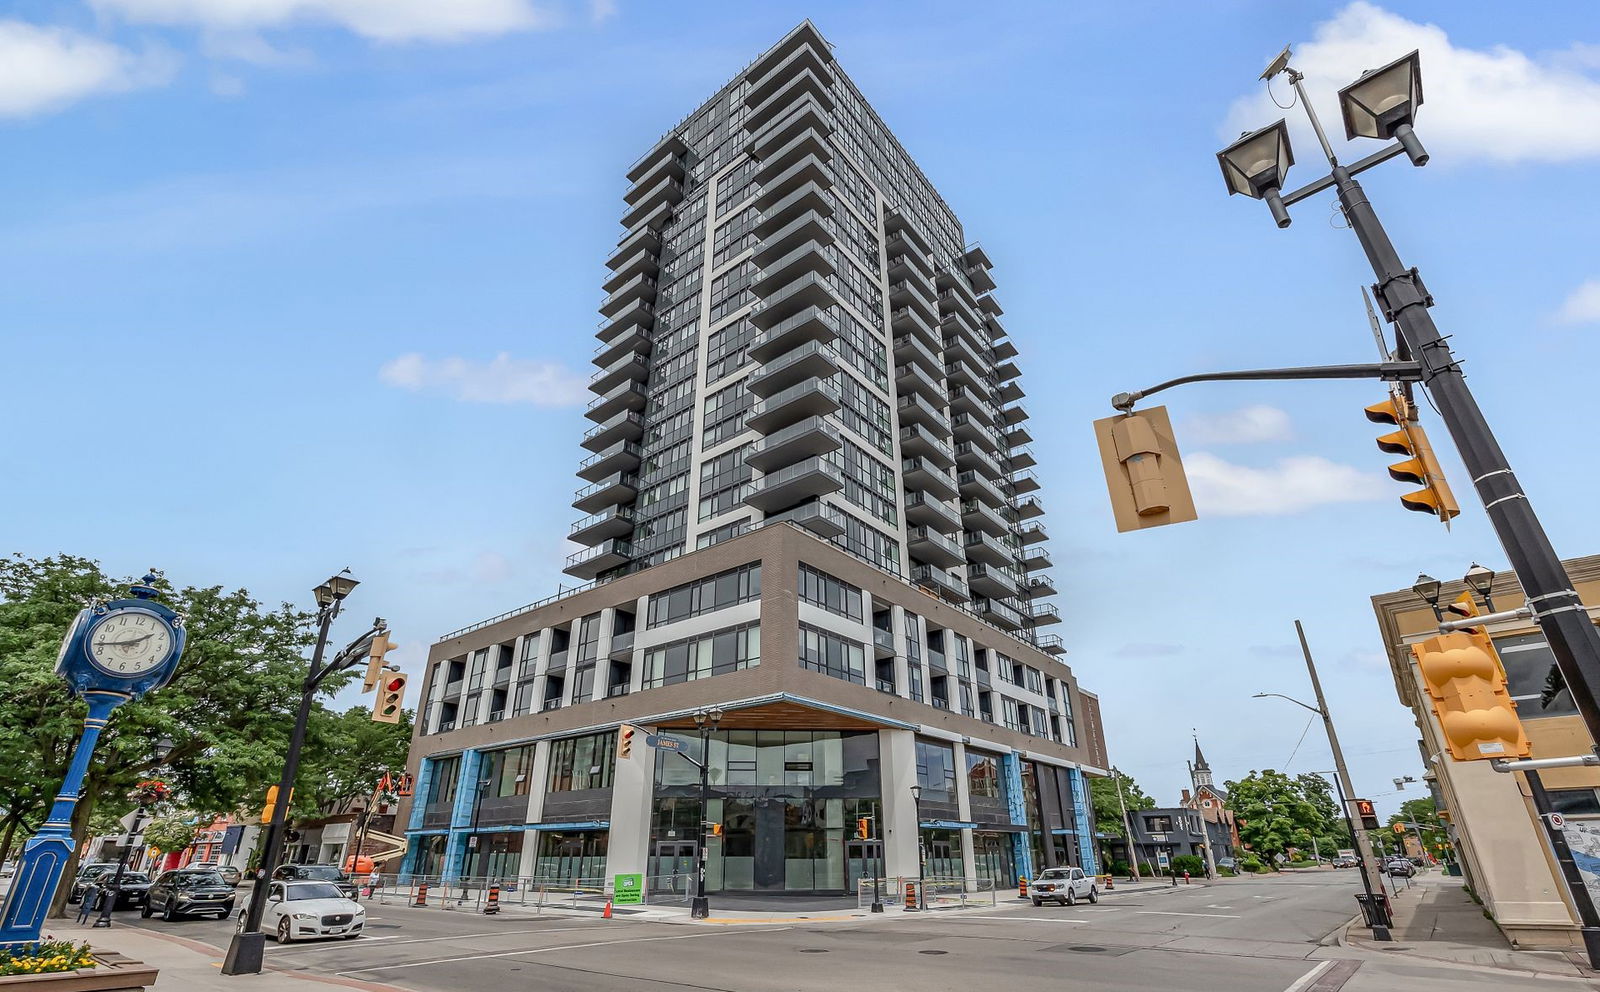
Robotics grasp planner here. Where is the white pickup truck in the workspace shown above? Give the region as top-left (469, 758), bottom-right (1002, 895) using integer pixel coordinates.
top-left (1029, 866), bottom-right (1099, 906)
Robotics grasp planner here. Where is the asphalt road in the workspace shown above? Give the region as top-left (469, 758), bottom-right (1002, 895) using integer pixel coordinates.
top-left (98, 872), bottom-right (1592, 991)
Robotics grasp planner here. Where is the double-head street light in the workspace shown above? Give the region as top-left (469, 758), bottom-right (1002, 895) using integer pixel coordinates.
top-left (224, 568), bottom-right (379, 976)
top-left (689, 706), bottom-right (723, 920)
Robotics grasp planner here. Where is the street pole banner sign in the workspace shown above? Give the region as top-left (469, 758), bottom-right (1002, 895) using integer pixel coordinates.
top-left (613, 873), bottom-right (644, 905)
top-left (1566, 817), bottom-right (1600, 905)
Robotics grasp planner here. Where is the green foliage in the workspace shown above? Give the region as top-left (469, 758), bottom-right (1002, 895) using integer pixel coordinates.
top-left (1169, 854), bottom-right (1204, 876)
top-left (1089, 768), bottom-right (1156, 837)
top-left (141, 816), bottom-right (198, 854)
top-left (292, 705), bottom-right (415, 818)
top-left (1239, 857), bottom-right (1263, 873)
top-left (1224, 769), bottom-right (1335, 864)
top-left (0, 940), bottom-right (95, 976)
top-left (1107, 860), bottom-right (1131, 877)
top-left (1218, 866), bottom-right (1236, 877)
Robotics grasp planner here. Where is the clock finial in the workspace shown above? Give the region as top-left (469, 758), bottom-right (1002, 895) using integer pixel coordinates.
top-left (131, 572), bottom-right (161, 600)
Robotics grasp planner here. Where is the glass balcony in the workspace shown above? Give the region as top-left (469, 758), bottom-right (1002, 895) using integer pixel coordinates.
top-left (1008, 445), bottom-right (1036, 471)
top-left (749, 340), bottom-right (841, 398)
top-left (991, 335), bottom-right (1019, 361)
top-left (944, 358), bottom-right (985, 393)
top-left (892, 333), bottom-right (942, 379)
top-left (967, 562), bottom-right (1022, 600)
top-left (584, 380), bottom-right (648, 424)
top-left (884, 207), bottom-right (932, 252)
top-left (604, 225), bottom-right (662, 271)
top-left (912, 564), bottom-right (968, 603)
top-left (751, 127), bottom-right (833, 185)
top-left (588, 351), bottom-right (649, 394)
top-left (745, 456), bottom-right (842, 512)
top-left (1018, 520), bottom-right (1048, 545)
top-left (907, 524), bottom-right (964, 568)
top-left (577, 439), bottom-right (642, 482)
top-left (597, 297), bottom-right (654, 344)
top-left (752, 210), bottom-right (835, 265)
top-left (745, 31), bottom-right (833, 105)
top-left (899, 423), bottom-right (953, 467)
top-left (993, 358), bottom-right (1020, 383)
top-left (564, 538), bottom-right (632, 580)
top-left (748, 304), bottom-right (838, 362)
top-left (581, 409), bottom-right (645, 452)
top-left (936, 269), bottom-right (979, 309)
top-left (955, 439), bottom-right (1004, 477)
top-left (572, 471), bottom-right (638, 514)
top-left (746, 377), bottom-right (840, 434)
top-left (754, 154), bottom-right (834, 210)
top-left (569, 505), bottom-right (635, 545)
top-left (895, 362), bottom-right (943, 403)
top-left (1035, 632), bottom-right (1065, 655)
top-left (1028, 602), bottom-right (1062, 627)
top-left (952, 412), bottom-right (1001, 453)
top-left (961, 498), bottom-right (1009, 537)
top-left (755, 180), bottom-right (834, 238)
top-left (601, 246), bottom-right (659, 293)
top-left (619, 175), bottom-right (684, 230)
top-left (905, 491), bottom-right (962, 533)
top-left (1021, 547), bottom-right (1053, 572)
top-left (1001, 402), bottom-right (1030, 426)
top-left (947, 386), bottom-right (994, 424)
top-left (972, 596), bottom-right (1023, 631)
top-left (751, 240), bottom-right (836, 297)
top-left (896, 393), bottom-right (950, 437)
top-left (745, 67), bottom-right (836, 132)
top-left (1015, 495), bottom-right (1044, 520)
top-left (963, 529), bottom-right (1016, 567)
top-left (1009, 469), bottom-right (1041, 495)
top-left (608, 630), bottom-right (635, 660)
top-left (1026, 574), bottom-right (1058, 598)
top-left (889, 279), bottom-right (936, 322)
top-left (958, 470), bottom-right (1007, 509)
top-left (745, 97), bottom-right (834, 160)
top-left (624, 132), bottom-right (687, 185)
top-left (749, 269), bottom-right (834, 330)
top-left (748, 415), bottom-right (839, 472)
top-left (891, 307), bottom-right (941, 353)
top-left (1005, 426), bottom-right (1034, 452)
top-left (592, 323), bottom-right (651, 370)
top-left (998, 380), bottom-right (1025, 405)
top-left (966, 264), bottom-right (996, 293)
top-left (599, 272), bottom-right (658, 319)
top-left (902, 457), bottom-right (957, 500)
top-left (764, 499), bottom-right (846, 538)
top-left (872, 627), bottom-right (895, 657)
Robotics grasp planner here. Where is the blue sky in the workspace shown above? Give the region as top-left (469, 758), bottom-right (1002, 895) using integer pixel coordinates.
top-left (3, 0), bottom-right (1598, 817)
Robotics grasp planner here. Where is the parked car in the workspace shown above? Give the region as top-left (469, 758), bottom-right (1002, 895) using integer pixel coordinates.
top-left (189, 861), bottom-right (242, 886)
top-left (85, 871), bottom-right (153, 909)
top-left (272, 864), bottom-right (358, 900)
top-left (1331, 855), bottom-right (1359, 869)
top-left (247, 880), bottom-right (365, 943)
top-left (142, 869), bottom-right (236, 920)
top-left (1216, 857), bottom-right (1237, 871)
top-left (66, 863), bottom-right (119, 904)
top-left (1383, 858), bottom-right (1417, 878)
top-left (1029, 866), bottom-right (1098, 907)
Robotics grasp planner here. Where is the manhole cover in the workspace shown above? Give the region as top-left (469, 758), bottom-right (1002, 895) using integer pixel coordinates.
top-left (1069, 946), bottom-right (1108, 953)
top-left (918, 950), bottom-right (948, 956)
top-left (799, 949), bottom-right (829, 954)
top-left (1381, 946), bottom-right (1413, 951)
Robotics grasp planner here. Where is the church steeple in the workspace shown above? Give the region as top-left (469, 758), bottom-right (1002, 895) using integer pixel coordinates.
top-left (1192, 735), bottom-right (1213, 790)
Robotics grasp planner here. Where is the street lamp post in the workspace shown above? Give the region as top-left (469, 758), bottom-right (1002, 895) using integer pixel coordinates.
top-left (870, 802), bottom-right (884, 913)
top-left (223, 569), bottom-right (376, 976)
top-left (95, 738), bottom-right (174, 928)
top-left (909, 785), bottom-right (925, 911)
top-left (1219, 49), bottom-right (1600, 766)
top-left (689, 707), bottom-right (722, 920)
top-left (1253, 619), bottom-right (1391, 940)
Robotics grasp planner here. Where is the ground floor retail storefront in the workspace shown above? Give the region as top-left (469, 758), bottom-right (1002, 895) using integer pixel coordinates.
top-left (400, 703), bottom-right (1100, 895)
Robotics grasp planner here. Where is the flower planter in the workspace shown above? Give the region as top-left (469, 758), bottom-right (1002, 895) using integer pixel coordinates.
top-left (0, 953), bottom-right (157, 992)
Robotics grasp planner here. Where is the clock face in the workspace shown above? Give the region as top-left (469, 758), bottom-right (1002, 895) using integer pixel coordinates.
top-left (87, 609), bottom-right (174, 677)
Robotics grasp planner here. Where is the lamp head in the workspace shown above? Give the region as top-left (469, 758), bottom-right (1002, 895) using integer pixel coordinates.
top-left (314, 568), bottom-right (359, 607)
top-left (1338, 50), bottom-right (1423, 142)
top-left (1463, 562), bottom-right (1495, 599)
top-left (691, 709), bottom-right (707, 728)
top-left (154, 736), bottom-right (175, 763)
top-left (1217, 120), bottom-right (1294, 227)
top-left (909, 784), bottom-right (922, 801)
top-left (1412, 573), bottom-right (1443, 606)
top-left (708, 705), bottom-right (724, 726)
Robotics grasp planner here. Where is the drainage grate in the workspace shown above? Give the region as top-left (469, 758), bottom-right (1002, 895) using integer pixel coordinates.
top-left (917, 950), bottom-right (948, 956)
top-left (1068, 946), bottom-right (1108, 953)
top-left (798, 949), bottom-right (829, 954)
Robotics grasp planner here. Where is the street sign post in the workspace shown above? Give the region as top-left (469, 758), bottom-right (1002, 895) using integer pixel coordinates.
top-left (613, 873), bottom-right (644, 906)
top-left (645, 734), bottom-right (682, 752)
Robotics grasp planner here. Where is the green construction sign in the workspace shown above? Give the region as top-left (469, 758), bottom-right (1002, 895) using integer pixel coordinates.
top-left (613, 872), bottom-right (644, 906)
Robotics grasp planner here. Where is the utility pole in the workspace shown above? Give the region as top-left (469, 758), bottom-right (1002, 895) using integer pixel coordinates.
top-left (1187, 760), bottom-right (1218, 880)
top-left (1295, 620), bottom-right (1391, 940)
top-left (1114, 771), bottom-right (1140, 881)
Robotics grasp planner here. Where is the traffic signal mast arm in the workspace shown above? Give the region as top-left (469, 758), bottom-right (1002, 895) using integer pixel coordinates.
top-left (1110, 360), bottom-right (1421, 412)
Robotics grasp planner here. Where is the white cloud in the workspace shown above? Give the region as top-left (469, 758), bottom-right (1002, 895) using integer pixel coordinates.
top-left (1223, 2), bottom-right (1600, 165)
top-left (1184, 405), bottom-right (1293, 444)
top-left (93, 0), bottom-right (554, 43)
top-left (380, 352), bottom-right (589, 407)
top-left (1556, 279), bottom-right (1600, 325)
top-left (587, 0), bottom-right (617, 25)
top-left (1185, 452), bottom-right (1389, 516)
top-left (0, 20), bottom-right (175, 118)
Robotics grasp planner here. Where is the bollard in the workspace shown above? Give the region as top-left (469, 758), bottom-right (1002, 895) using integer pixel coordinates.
top-left (484, 884), bottom-right (500, 915)
top-left (413, 882), bottom-right (429, 907)
top-left (904, 881), bottom-right (919, 911)
top-left (1103, 874), bottom-right (1114, 891)
top-left (1184, 871), bottom-right (1191, 885)
top-left (1018, 876), bottom-right (1028, 899)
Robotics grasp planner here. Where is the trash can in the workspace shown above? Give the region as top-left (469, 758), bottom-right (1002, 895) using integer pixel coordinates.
top-left (1354, 892), bottom-right (1393, 928)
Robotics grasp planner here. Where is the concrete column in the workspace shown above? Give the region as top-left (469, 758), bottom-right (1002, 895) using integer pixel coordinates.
top-left (880, 729), bottom-right (920, 881)
top-left (953, 741), bottom-right (977, 884)
top-left (606, 726), bottom-right (655, 883)
top-left (628, 594), bottom-right (650, 693)
top-left (890, 606), bottom-right (910, 698)
top-left (517, 741), bottom-right (552, 878)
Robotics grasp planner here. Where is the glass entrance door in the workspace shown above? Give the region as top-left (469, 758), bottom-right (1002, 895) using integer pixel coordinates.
top-left (846, 840), bottom-right (882, 896)
top-left (974, 832), bottom-right (1017, 889)
top-left (651, 841), bottom-right (696, 896)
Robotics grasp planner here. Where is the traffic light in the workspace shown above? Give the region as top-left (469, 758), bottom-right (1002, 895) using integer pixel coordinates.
top-left (1093, 405), bottom-right (1197, 533)
top-left (1412, 625), bottom-right (1531, 761)
top-left (618, 724), bottom-right (635, 761)
top-left (1392, 822), bottom-right (1405, 834)
top-left (857, 817), bottom-right (870, 839)
top-left (1365, 395), bottom-right (1460, 522)
top-left (261, 785), bottom-right (294, 823)
top-left (371, 669), bottom-right (407, 723)
top-left (1354, 799), bottom-right (1380, 831)
top-left (363, 631), bottom-right (398, 692)
top-left (709, 823), bottom-right (723, 837)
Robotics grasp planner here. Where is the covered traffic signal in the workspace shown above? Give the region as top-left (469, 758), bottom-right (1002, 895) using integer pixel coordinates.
top-left (363, 632), bottom-right (398, 692)
top-left (857, 817), bottom-right (871, 839)
top-left (1412, 627), bottom-right (1530, 761)
top-left (1366, 395), bottom-right (1460, 522)
top-left (371, 669), bottom-right (407, 724)
top-left (261, 785), bottom-right (294, 823)
top-left (1093, 405), bottom-right (1198, 533)
top-left (618, 724), bottom-right (635, 761)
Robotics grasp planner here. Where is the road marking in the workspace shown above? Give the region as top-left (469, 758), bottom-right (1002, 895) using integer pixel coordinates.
top-left (1205, 904), bottom-right (1234, 909)
top-left (270, 925), bottom-right (599, 952)
top-left (1281, 961), bottom-right (1333, 992)
top-left (338, 925), bottom-right (791, 975)
top-left (1135, 911), bottom-right (1241, 919)
top-left (948, 916), bottom-right (1089, 923)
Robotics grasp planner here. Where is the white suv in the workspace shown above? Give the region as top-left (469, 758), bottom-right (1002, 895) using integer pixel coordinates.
top-left (1030, 866), bottom-right (1098, 907)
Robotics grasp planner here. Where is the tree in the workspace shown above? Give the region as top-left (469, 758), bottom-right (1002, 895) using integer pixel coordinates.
top-left (292, 705), bottom-right (415, 818)
top-left (0, 554), bottom-right (351, 916)
top-left (1089, 767), bottom-right (1155, 838)
top-left (1224, 769), bottom-right (1333, 862)
top-left (141, 817), bottom-right (198, 858)
top-left (1389, 796), bottom-right (1446, 860)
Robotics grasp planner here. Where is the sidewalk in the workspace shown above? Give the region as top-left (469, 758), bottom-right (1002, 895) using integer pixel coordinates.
top-left (1341, 871), bottom-right (1599, 981)
top-left (48, 920), bottom-right (411, 992)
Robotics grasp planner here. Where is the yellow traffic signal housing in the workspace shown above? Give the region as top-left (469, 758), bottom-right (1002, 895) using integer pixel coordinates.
top-left (261, 785), bottom-right (295, 823)
top-left (1412, 630), bottom-right (1530, 761)
top-left (1093, 405), bottom-right (1198, 533)
top-left (618, 724), bottom-right (635, 761)
top-left (364, 632), bottom-right (398, 692)
top-left (857, 817), bottom-right (870, 839)
top-left (371, 669), bottom-right (407, 724)
top-left (1366, 395), bottom-right (1460, 522)
top-left (709, 823), bottom-right (724, 837)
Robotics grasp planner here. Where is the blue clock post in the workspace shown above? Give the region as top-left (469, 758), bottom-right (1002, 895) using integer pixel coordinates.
top-left (0, 574), bottom-right (186, 949)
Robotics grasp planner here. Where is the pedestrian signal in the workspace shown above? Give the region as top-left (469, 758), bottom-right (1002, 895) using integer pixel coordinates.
top-left (1354, 799), bottom-right (1380, 831)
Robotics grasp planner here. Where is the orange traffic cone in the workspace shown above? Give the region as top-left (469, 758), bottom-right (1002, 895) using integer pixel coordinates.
top-left (603, 899), bottom-right (613, 919)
